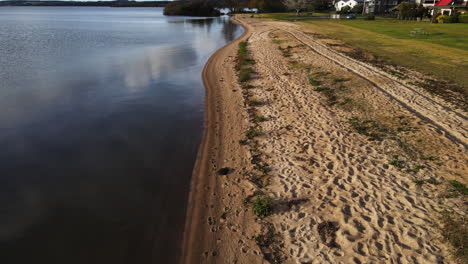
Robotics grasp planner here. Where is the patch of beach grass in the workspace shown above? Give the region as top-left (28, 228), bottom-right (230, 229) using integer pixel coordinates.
top-left (272, 39), bottom-right (285, 44)
top-left (348, 117), bottom-right (392, 141)
top-left (332, 77), bottom-right (351, 83)
top-left (422, 155), bottom-right (439, 161)
top-left (239, 67), bottom-right (254, 82)
top-left (446, 180), bottom-right (468, 198)
top-left (388, 159), bottom-right (404, 168)
top-left (254, 115), bottom-right (268, 122)
top-left (252, 195), bottom-right (273, 217)
top-left (308, 75), bottom-right (321, 86)
top-left (440, 210), bottom-right (468, 262)
top-left (248, 99), bottom-right (266, 107)
top-left (246, 127), bottom-right (263, 139)
top-left (239, 139), bottom-right (249, 145)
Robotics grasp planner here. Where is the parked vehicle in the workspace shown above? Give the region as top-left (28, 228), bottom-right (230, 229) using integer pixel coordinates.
top-left (346, 13), bottom-right (357, 19)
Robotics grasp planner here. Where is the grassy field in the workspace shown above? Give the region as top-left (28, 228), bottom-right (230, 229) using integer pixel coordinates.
top-left (260, 14), bottom-right (468, 89)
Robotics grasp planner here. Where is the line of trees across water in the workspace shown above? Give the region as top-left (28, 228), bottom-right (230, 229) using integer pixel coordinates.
top-left (163, 0), bottom-right (334, 16)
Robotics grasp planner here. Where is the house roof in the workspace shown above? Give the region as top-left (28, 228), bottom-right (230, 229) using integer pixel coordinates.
top-left (435, 0), bottom-right (452, 6)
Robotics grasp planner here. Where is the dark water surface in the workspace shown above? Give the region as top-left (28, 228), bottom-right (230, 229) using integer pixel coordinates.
top-left (0, 7), bottom-right (242, 264)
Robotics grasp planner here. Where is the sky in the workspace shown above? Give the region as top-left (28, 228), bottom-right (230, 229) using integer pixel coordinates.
top-left (0, 0), bottom-right (167, 2)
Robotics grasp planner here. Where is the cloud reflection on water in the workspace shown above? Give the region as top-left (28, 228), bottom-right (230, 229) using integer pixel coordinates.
top-left (0, 8), bottom-right (242, 263)
top-left (119, 44), bottom-right (198, 90)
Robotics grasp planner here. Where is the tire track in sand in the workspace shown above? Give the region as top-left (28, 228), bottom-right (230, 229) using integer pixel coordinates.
top-left (243, 19), bottom-right (459, 263)
top-left (271, 22), bottom-right (467, 148)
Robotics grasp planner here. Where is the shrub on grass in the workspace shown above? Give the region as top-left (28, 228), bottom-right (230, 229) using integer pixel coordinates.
top-left (339, 6), bottom-right (351, 14)
top-left (460, 14), bottom-right (468, 23)
top-left (437, 15), bottom-right (457, 23)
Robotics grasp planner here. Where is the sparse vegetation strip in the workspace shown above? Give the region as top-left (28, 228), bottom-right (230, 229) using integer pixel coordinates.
top-left (235, 38), bottom-right (290, 262)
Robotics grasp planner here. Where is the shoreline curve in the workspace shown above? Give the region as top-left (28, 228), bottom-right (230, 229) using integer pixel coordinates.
top-left (179, 16), bottom-right (252, 264)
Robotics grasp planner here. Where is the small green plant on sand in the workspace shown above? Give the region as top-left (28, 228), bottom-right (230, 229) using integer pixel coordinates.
top-left (388, 159), bottom-right (404, 168)
top-left (246, 127), bottom-right (263, 139)
top-left (413, 179), bottom-right (425, 185)
top-left (313, 87), bottom-right (329, 92)
top-left (254, 115), bottom-right (268, 122)
top-left (239, 68), bottom-right (253, 82)
top-left (422, 156), bottom-right (439, 161)
top-left (255, 163), bottom-right (271, 174)
top-left (238, 41), bottom-right (248, 55)
top-left (252, 195), bottom-right (273, 217)
top-left (446, 180), bottom-right (468, 198)
top-left (348, 117), bottom-right (389, 141)
top-left (239, 139), bottom-right (249, 145)
top-left (332, 77), bottom-right (351, 83)
top-left (237, 41), bottom-right (248, 67)
top-left (308, 75), bottom-right (321, 86)
top-left (248, 99), bottom-right (266, 107)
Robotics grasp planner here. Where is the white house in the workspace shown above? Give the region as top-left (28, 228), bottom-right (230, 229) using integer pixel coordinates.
top-left (334, 0), bottom-right (364, 11)
top-left (363, 0), bottom-right (376, 13)
top-left (419, 0), bottom-right (468, 15)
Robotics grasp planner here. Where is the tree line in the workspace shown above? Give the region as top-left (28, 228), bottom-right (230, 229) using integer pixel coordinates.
top-left (164, 0), bottom-right (332, 15)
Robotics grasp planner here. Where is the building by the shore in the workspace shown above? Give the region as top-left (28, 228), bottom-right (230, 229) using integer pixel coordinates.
top-left (420, 0), bottom-right (468, 15)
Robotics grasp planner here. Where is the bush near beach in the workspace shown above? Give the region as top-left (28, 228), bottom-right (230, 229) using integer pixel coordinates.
top-left (163, 1), bottom-right (220, 17)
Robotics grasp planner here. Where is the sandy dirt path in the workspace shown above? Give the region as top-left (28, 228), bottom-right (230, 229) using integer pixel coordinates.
top-left (181, 16), bottom-right (467, 264)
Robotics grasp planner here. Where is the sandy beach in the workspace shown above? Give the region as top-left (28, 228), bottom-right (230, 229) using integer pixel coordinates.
top-left (179, 17), bottom-right (263, 264)
top-left (181, 15), bottom-right (467, 264)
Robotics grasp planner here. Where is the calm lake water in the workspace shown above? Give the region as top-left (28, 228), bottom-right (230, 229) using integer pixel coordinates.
top-left (0, 7), bottom-right (242, 263)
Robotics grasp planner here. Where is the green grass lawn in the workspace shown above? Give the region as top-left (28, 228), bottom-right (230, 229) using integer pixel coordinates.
top-left (333, 18), bottom-right (468, 51)
top-left (260, 14), bottom-right (468, 88)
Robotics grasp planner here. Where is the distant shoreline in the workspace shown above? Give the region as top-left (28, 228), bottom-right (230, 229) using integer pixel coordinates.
top-left (0, 1), bottom-right (170, 7)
